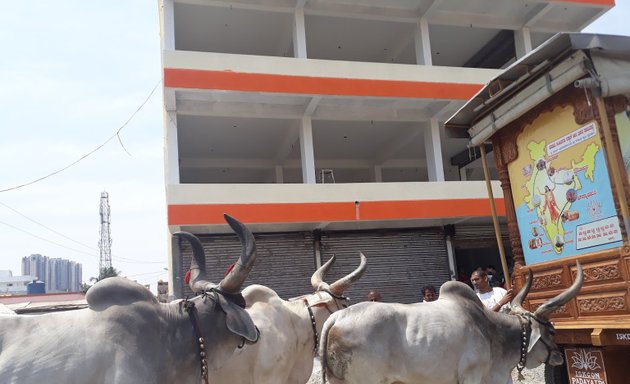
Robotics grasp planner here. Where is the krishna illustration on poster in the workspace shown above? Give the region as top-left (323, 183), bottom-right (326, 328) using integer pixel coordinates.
top-left (507, 105), bottom-right (623, 264)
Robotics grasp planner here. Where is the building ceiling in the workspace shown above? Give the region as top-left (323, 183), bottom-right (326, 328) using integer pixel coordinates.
top-left (169, 0), bottom-right (612, 184)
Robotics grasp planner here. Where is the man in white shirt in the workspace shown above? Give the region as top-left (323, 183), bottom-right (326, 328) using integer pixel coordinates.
top-left (471, 269), bottom-right (516, 384)
top-left (471, 269), bottom-right (513, 313)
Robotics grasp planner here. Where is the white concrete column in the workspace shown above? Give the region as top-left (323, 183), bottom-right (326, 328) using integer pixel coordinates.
top-left (299, 117), bottom-right (316, 184)
top-left (275, 165), bottom-right (284, 183)
top-left (445, 235), bottom-right (457, 280)
top-left (515, 28), bottom-right (533, 60)
top-left (414, 18), bottom-right (432, 66)
top-left (424, 119), bottom-right (445, 181)
top-left (160, 0), bottom-right (175, 51)
top-left (293, 8), bottom-right (307, 59)
top-left (459, 166), bottom-right (468, 181)
top-left (165, 110), bottom-right (180, 185)
top-left (373, 165), bottom-right (383, 182)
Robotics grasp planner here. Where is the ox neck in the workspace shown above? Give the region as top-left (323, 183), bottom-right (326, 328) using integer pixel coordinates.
top-left (159, 300), bottom-right (211, 383)
top-left (287, 296), bottom-right (331, 355)
top-left (487, 311), bottom-right (527, 372)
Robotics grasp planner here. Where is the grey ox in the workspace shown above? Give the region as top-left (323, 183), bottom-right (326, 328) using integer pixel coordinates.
top-left (0, 214), bottom-right (259, 384)
top-left (319, 262), bottom-right (584, 384)
top-left (213, 253), bottom-right (367, 384)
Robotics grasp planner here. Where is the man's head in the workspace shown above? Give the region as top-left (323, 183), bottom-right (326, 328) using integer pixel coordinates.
top-left (470, 269), bottom-right (490, 291)
top-left (367, 290), bottom-right (381, 302)
top-left (486, 265), bottom-right (497, 275)
top-left (421, 285), bottom-right (437, 302)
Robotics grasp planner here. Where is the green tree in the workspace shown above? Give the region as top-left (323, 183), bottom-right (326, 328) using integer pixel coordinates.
top-left (97, 266), bottom-right (121, 281)
top-left (82, 266), bottom-right (122, 293)
top-left (80, 281), bottom-right (92, 293)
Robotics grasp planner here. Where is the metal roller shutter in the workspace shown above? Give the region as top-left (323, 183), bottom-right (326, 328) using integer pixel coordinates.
top-left (452, 225), bottom-right (510, 249)
top-left (178, 232), bottom-right (315, 299)
top-left (320, 228), bottom-right (450, 304)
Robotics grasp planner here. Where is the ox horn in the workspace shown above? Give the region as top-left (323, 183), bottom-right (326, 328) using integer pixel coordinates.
top-left (173, 231), bottom-right (212, 294)
top-left (534, 261), bottom-right (583, 320)
top-left (311, 254), bottom-right (337, 291)
top-left (218, 214), bottom-right (257, 294)
top-left (510, 268), bottom-right (533, 315)
top-left (329, 253), bottom-right (368, 296)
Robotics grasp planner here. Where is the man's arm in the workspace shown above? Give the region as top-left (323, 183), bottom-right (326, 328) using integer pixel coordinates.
top-left (490, 288), bottom-right (514, 312)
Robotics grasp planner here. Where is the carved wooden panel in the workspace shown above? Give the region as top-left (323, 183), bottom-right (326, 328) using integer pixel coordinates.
top-left (577, 292), bottom-right (628, 316)
top-left (571, 260), bottom-right (623, 284)
top-left (531, 269), bottom-right (565, 291)
top-left (554, 329), bottom-right (592, 345)
top-left (528, 300), bottom-right (572, 318)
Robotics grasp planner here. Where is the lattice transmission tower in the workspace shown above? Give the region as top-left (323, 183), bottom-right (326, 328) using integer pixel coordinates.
top-left (98, 191), bottom-right (112, 272)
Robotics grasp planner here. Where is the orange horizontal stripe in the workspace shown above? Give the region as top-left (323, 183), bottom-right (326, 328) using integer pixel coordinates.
top-left (360, 198), bottom-right (506, 220)
top-left (164, 68), bottom-right (482, 100)
top-left (168, 198), bottom-right (505, 225)
top-left (168, 202), bottom-right (355, 225)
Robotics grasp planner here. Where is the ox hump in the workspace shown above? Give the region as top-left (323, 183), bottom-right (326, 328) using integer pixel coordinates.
top-left (438, 281), bottom-right (482, 305)
top-left (86, 277), bottom-right (158, 311)
top-left (240, 284), bottom-right (284, 308)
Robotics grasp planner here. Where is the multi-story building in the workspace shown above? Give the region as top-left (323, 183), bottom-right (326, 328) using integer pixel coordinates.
top-left (46, 258), bottom-right (82, 293)
top-left (22, 254), bottom-right (47, 282)
top-left (159, 0), bottom-right (613, 301)
top-left (0, 270), bottom-right (35, 295)
top-left (21, 255), bottom-right (82, 293)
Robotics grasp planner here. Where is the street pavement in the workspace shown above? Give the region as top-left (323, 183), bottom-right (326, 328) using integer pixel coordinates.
top-left (307, 358), bottom-right (547, 384)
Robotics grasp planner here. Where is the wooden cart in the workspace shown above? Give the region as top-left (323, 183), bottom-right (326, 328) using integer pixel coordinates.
top-left (446, 33), bottom-right (630, 384)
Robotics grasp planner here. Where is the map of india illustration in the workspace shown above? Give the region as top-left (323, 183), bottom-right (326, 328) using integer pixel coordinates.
top-left (508, 106), bottom-right (623, 264)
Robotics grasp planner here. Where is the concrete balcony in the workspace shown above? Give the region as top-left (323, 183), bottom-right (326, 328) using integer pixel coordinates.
top-left (167, 180), bottom-right (505, 233)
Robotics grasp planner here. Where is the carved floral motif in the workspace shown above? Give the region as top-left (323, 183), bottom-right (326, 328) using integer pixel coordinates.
top-left (530, 302), bottom-right (569, 316)
top-left (573, 264), bottom-right (621, 282)
top-left (578, 296), bottom-right (627, 313)
top-left (532, 274), bottom-right (563, 290)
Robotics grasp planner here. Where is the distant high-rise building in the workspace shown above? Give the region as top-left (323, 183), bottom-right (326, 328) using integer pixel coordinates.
top-left (21, 255), bottom-right (82, 293)
top-left (22, 254), bottom-right (47, 281)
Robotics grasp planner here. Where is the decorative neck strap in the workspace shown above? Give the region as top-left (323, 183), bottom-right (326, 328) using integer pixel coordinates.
top-left (184, 299), bottom-right (210, 384)
top-left (303, 299), bottom-right (319, 353)
top-left (515, 315), bottom-right (531, 381)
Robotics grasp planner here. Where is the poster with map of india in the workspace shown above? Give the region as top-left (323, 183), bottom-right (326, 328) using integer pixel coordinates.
top-left (507, 105), bottom-right (623, 265)
top-left (614, 107), bottom-right (630, 183)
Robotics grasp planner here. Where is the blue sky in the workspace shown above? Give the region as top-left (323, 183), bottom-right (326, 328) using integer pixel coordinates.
top-left (0, 1), bottom-right (166, 289)
top-left (0, 1), bottom-right (628, 292)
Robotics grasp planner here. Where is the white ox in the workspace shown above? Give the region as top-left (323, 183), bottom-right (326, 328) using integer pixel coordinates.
top-left (0, 215), bottom-right (259, 384)
top-left (319, 262), bottom-right (584, 384)
top-left (212, 253), bottom-right (367, 384)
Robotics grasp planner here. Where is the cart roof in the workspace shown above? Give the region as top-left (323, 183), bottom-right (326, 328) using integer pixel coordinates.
top-left (445, 33), bottom-right (630, 147)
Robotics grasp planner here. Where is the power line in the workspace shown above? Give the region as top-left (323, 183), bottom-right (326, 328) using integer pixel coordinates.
top-left (0, 200), bottom-right (96, 252)
top-left (0, 219), bottom-right (97, 258)
top-left (0, 218), bottom-right (164, 264)
top-left (125, 270), bottom-right (168, 278)
top-left (0, 79), bottom-right (161, 193)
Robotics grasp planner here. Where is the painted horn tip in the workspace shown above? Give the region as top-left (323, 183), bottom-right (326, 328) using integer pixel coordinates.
top-left (223, 213), bottom-right (238, 227)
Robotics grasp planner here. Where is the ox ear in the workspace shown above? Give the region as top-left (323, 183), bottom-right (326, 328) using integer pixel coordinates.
top-left (528, 324), bottom-right (542, 353)
top-left (216, 294), bottom-right (259, 342)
